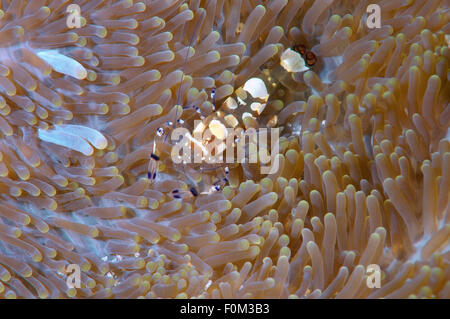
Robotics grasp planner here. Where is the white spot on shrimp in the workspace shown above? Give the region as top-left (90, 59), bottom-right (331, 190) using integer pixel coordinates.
top-left (243, 77), bottom-right (269, 100)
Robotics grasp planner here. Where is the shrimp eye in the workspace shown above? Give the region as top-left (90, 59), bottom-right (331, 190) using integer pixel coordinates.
top-left (167, 121), bottom-right (173, 126)
top-left (305, 51), bottom-right (317, 66)
top-left (157, 127), bottom-right (165, 136)
top-left (177, 119), bottom-right (184, 124)
top-left (214, 185), bottom-right (220, 191)
top-left (293, 44), bottom-right (306, 56)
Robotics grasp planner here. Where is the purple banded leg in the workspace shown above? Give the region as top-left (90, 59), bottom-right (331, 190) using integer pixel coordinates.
top-left (211, 88), bottom-right (216, 110)
top-left (171, 187), bottom-right (198, 199)
top-left (212, 166), bottom-right (230, 191)
top-left (147, 153), bottom-right (159, 183)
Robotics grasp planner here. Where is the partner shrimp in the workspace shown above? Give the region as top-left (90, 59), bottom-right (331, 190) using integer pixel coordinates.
top-left (146, 7), bottom-right (227, 195)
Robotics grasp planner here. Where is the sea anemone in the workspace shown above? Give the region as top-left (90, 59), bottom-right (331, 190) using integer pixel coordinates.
top-left (0, 0), bottom-right (448, 299)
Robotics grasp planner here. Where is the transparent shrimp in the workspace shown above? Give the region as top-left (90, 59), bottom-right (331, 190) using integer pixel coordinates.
top-left (147, 8), bottom-right (203, 182)
top-left (147, 14), bottom-right (227, 195)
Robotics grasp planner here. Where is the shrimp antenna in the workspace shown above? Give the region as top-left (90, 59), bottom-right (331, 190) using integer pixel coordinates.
top-left (149, 8), bottom-right (201, 182)
top-left (173, 11), bottom-right (202, 127)
top-left (161, 11), bottom-right (203, 145)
